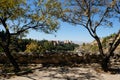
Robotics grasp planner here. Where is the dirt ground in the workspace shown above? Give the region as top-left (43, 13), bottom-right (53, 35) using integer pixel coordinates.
top-left (0, 64), bottom-right (120, 80)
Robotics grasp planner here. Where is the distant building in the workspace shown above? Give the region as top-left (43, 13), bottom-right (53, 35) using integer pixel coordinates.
top-left (64, 40), bottom-right (72, 44)
top-left (50, 40), bottom-right (72, 46)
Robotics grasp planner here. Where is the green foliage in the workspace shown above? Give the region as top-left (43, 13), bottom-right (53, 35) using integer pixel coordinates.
top-left (102, 33), bottom-right (117, 49)
top-left (10, 38), bottom-right (30, 52)
top-left (0, 0), bottom-right (62, 71)
top-left (90, 45), bottom-right (99, 53)
top-left (0, 0), bottom-right (26, 20)
top-left (10, 38), bottom-right (78, 53)
top-left (81, 33), bottom-right (119, 53)
top-left (0, 0), bottom-right (61, 37)
top-left (81, 43), bottom-right (99, 53)
top-left (82, 43), bottom-right (86, 46)
top-left (43, 41), bottom-right (54, 52)
top-left (25, 42), bottom-right (40, 53)
top-left (0, 47), bottom-right (3, 52)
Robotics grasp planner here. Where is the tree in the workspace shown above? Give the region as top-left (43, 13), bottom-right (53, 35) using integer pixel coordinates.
top-left (56, 0), bottom-right (120, 71)
top-left (114, 0), bottom-right (120, 14)
top-left (25, 42), bottom-right (40, 53)
top-left (0, 0), bottom-right (60, 72)
top-left (43, 41), bottom-right (54, 52)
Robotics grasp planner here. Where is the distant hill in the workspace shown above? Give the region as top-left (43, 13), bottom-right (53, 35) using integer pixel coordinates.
top-left (75, 33), bottom-right (120, 54)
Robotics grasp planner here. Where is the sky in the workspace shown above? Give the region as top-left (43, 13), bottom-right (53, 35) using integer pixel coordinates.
top-left (26, 21), bottom-right (120, 44)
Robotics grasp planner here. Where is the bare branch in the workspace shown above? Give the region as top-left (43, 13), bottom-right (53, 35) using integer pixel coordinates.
top-left (85, 26), bottom-right (95, 38)
top-left (114, 1), bottom-right (120, 14)
top-left (11, 21), bottom-right (46, 35)
top-left (83, 0), bottom-right (89, 9)
top-left (94, 7), bottom-right (109, 32)
top-left (75, 0), bottom-right (86, 11)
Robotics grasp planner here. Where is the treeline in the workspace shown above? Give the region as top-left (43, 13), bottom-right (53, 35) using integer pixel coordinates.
top-left (0, 37), bottom-right (79, 53)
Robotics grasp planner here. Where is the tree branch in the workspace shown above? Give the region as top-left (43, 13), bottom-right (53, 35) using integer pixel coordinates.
top-left (114, 1), bottom-right (120, 14)
top-left (109, 30), bottom-right (120, 54)
top-left (83, 0), bottom-right (89, 9)
top-left (11, 21), bottom-right (46, 35)
top-left (85, 26), bottom-right (95, 38)
top-left (94, 7), bottom-right (109, 32)
top-left (109, 30), bottom-right (120, 51)
top-left (75, 0), bottom-right (86, 11)
top-left (94, 35), bottom-right (105, 57)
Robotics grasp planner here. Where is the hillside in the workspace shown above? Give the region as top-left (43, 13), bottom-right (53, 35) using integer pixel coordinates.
top-left (76, 33), bottom-right (120, 54)
top-left (92, 33), bottom-right (120, 53)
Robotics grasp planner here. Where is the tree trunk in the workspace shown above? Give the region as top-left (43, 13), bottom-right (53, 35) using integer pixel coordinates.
top-left (4, 47), bottom-right (20, 73)
top-left (101, 57), bottom-right (110, 72)
top-left (0, 19), bottom-right (20, 72)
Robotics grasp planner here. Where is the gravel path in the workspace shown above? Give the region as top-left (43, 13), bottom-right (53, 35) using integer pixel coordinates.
top-left (1, 67), bottom-right (120, 80)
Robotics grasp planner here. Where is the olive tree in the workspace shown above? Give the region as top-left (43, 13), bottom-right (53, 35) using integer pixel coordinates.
top-left (56, 0), bottom-right (120, 71)
top-left (0, 0), bottom-right (61, 72)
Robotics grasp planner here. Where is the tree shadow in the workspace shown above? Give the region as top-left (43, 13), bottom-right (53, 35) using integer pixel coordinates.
top-left (2, 63), bottom-right (120, 80)
top-left (108, 68), bottom-right (120, 74)
top-left (20, 67), bottom-right (103, 80)
top-left (23, 76), bottom-right (37, 80)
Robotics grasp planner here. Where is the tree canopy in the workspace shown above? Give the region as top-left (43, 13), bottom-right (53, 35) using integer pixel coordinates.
top-left (0, 0), bottom-right (63, 72)
top-left (54, 0), bottom-right (120, 71)
top-left (0, 0), bottom-right (61, 35)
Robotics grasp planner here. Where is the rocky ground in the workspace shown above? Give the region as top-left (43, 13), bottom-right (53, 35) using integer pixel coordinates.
top-left (0, 64), bottom-right (120, 80)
